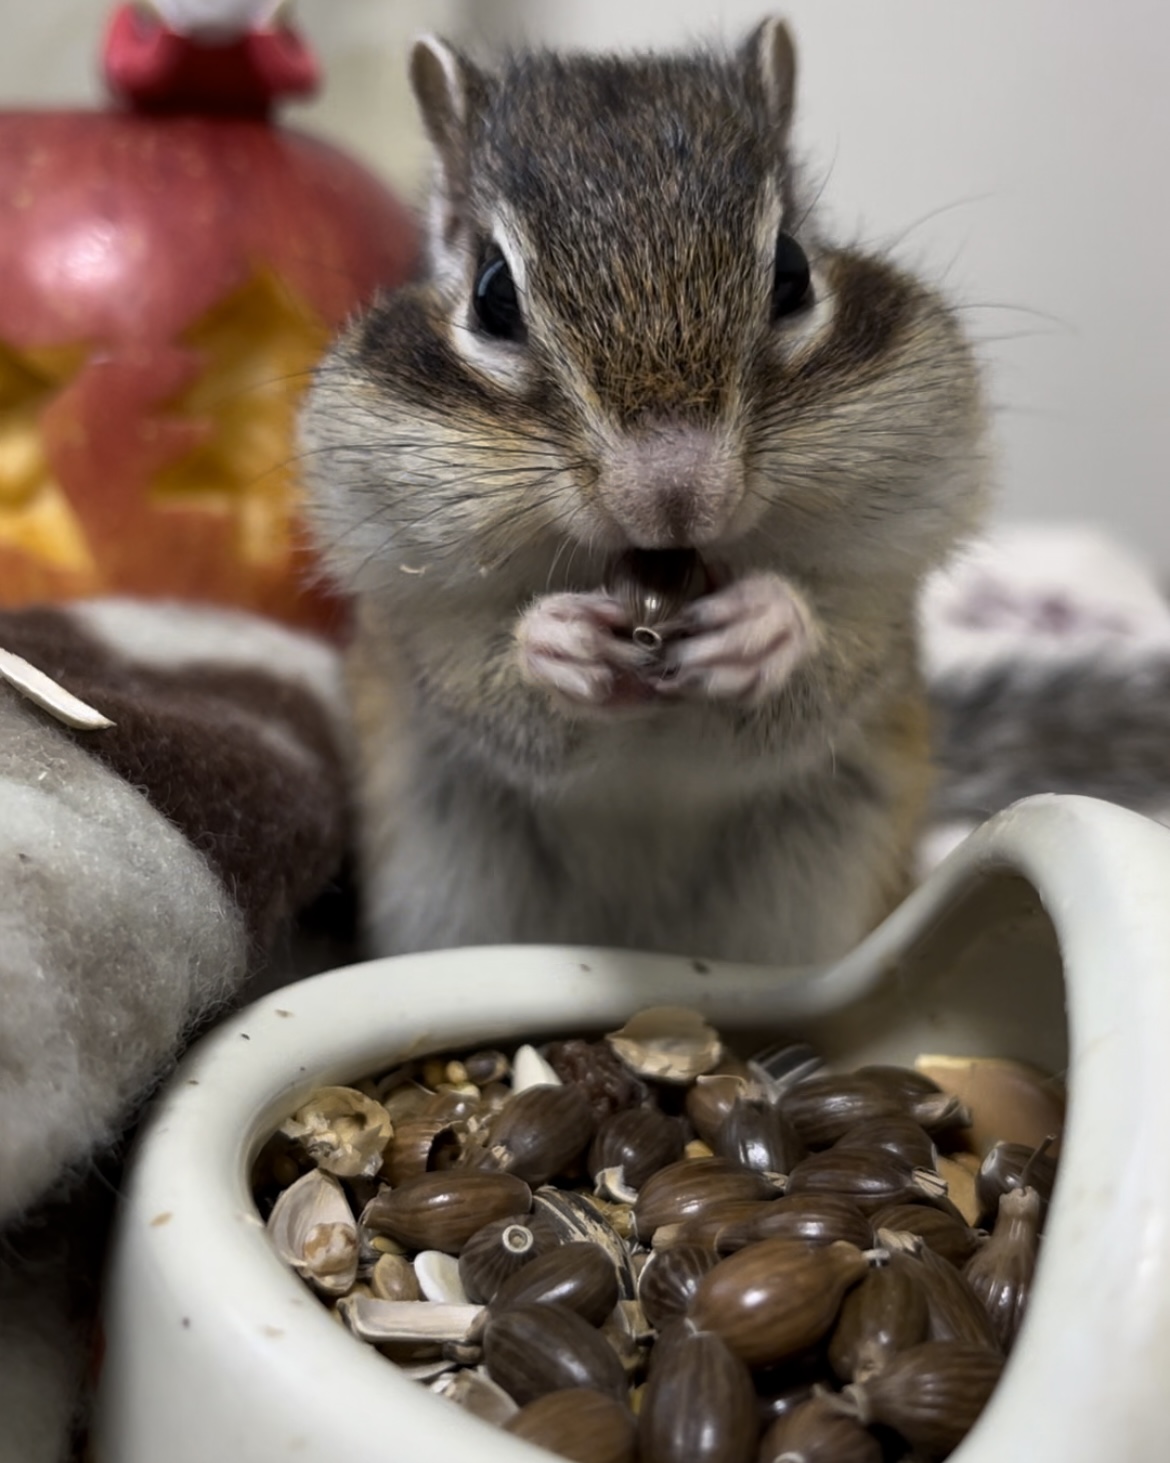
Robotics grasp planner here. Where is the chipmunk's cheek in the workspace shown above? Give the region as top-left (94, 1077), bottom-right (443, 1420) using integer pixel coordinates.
top-left (515, 592), bottom-right (654, 711)
top-left (657, 572), bottom-right (815, 704)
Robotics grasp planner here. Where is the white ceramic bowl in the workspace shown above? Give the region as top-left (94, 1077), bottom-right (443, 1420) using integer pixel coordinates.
top-left (92, 794), bottom-right (1170, 1462)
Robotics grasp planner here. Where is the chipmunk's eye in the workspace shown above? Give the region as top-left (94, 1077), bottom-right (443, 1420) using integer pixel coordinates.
top-left (473, 251), bottom-right (524, 340)
top-left (771, 232), bottom-right (811, 320)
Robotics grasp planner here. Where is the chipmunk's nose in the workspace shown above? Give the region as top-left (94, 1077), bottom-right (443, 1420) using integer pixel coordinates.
top-left (598, 422), bottom-right (743, 549)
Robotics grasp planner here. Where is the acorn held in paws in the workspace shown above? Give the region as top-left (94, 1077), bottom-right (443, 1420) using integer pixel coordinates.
top-left (608, 548), bottom-right (709, 653)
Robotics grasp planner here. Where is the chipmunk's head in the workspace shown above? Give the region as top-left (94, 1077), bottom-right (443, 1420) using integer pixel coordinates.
top-left (302, 20), bottom-right (984, 593)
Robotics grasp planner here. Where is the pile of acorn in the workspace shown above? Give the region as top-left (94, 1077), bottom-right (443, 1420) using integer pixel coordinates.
top-left (253, 1007), bottom-right (1062, 1463)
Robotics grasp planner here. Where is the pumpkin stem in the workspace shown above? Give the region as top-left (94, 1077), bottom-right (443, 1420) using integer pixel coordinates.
top-left (102, 3), bottom-right (319, 118)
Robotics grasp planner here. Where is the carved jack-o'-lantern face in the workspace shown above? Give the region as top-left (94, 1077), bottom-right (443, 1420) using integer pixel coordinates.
top-left (0, 105), bottom-right (417, 632)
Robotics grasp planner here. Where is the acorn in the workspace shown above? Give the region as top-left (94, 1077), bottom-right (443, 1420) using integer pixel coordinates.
top-left (477, 1083), bottom-right (597, 1186)
top-left (784, 1149), bottom-right (947, 1215)
top-left (713, 1096), bottom-right (806, 1176)
top-left (854, 1064), bottom-right (943, 1100)
top-left (828, 1256), bottom-right (930, 1382)
top-left (608, 549), bottom-right (708, 654)
top-left (833, 1114), bottom-right (937, 1172)
top-left (638, 1243), bottom-right (720, 1328)
top-left (975, 1139), bottom-right (1058, 1227)
top-left (688, 1239), bottom-right (870, 1366)
top-left (834, 1340), bottom-right (1004, 1457)
top-left (662, 1199), bottom-right (784, 1252)
top-left (634, 1158), bottom-right (781, 1241)
top-left (457, 1212), bottom-right (560, 1304)
top-left (490, 1242), bottom-right (620, 1327)
top-left (869, 1204), bottom-right (982, 1267)
top-left (758, 1395), bottom-right (882, 1463)
top-left (504, 1388), bottom-right (637, 1463)
top-left (885, 1241), bottom-right (1000, 1353)
top-left (686, 1075), bottom-right (759, 1146)
top-left (962, 1185), bottom-right (1042, 1351)
top-left (780, 1075), bottom-right (970, 1149)
top-left (483, 1302), bottom-right (628, 1405)
top-left (361, 1170), bottom-right (531, 1254)
top-left (712, 1194), bottom-right (874, 1254)
top-left (637, 1320), bottom-right (758, 1463)
top-left (588, 1107), bottom-right (686, 1190)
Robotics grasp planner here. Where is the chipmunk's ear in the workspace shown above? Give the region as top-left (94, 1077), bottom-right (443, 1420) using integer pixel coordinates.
top-left (743, 17), bottom-right (797, 143)
top-left (410, 36), bottom-right (485, 210)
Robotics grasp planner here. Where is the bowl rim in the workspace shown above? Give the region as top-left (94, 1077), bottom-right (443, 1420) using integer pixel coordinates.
top-left (93, 794), bottom-right (1170, 1463)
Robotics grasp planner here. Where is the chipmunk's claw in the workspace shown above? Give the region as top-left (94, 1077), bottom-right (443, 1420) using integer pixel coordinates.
top-left (656, 572), bottom-right (815, 704)
top-left (516, 592), bottom-right (653, 710)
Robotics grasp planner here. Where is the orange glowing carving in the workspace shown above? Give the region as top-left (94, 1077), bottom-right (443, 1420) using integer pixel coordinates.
top-left (0, 98), bottom-right (417, 633)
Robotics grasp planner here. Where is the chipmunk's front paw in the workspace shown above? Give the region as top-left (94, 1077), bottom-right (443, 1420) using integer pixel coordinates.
top-left (658, 572), bottom-right (815, 703)
top-left (516, 592), bottom-right (649, 709)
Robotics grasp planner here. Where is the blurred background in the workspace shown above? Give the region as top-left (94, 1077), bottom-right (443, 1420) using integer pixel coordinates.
top-left (2, 0), bottom-right (1167, 561)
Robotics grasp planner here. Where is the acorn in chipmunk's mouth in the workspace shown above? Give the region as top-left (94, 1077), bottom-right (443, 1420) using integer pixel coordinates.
top-left (608, 548), bottom-right (715, 653)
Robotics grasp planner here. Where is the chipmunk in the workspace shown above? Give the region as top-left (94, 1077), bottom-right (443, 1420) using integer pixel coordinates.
top-left (299, 18), bottom-right (988, 966)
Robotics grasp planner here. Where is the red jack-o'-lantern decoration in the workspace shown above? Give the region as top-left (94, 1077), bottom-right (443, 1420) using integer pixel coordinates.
top-left (0, 2), bottom-right (418, 633)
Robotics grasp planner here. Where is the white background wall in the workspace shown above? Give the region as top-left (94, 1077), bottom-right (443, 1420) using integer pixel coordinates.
top-left (2, 1), bottom-right (1167, 565)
